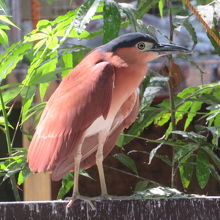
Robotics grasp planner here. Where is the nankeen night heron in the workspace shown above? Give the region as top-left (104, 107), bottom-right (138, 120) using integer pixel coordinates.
top-left (28, 32), bottom-right (190, 206)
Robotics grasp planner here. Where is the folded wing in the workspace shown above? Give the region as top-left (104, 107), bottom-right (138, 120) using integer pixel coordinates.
top-left (28, 60), bottom-right (115, 173)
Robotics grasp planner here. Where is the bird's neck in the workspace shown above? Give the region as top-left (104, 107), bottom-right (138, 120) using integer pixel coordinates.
top-left (108, 60), bottom-right (147, 118)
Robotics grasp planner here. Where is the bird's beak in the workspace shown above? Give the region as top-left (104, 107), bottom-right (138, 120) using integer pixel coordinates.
top-left (150, 43), bottom-right (192, 55)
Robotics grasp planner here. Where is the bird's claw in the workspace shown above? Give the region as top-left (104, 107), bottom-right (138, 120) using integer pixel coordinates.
top-left (66, 194), bottom-right (96, 210)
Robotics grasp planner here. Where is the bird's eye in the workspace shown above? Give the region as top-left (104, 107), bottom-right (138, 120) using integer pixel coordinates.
top-left (137, 42), bottom-right (146, 50)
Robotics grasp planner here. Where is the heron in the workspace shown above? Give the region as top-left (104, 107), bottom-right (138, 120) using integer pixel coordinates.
top-left (28, 32), bottom-right (190, 206)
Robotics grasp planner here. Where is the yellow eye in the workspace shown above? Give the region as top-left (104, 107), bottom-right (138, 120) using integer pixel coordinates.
top-left (137, 42), bottom-right (145, 50)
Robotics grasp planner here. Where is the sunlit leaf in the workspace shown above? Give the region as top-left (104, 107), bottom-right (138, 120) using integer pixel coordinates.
top-left (1, 87), bottom-right (21, 107)
top-left (0, 15), bottom-right (18, 28)
top-left (0, 42), bottom-right (32, 81)
top-left (103, 1), bottom-right (121, 43)
top-left (158, 0), bottom-right (165, 17)
top-left (61, 53), bottom-right (73, 78)
top-left (0, 29), bottom-right (8, 44)
top-left (21, 86), bottom-right (36, 123)
top-left (172, 130), bottom-right (206, 141)
top-left (184, 101), bottom-right (202, 130)
top-left (133, 186), bottom-right (182, 198)
top-left (73, 0), bottom-right (101, 34)
top-left (148, 143), bottom-right (163, 164)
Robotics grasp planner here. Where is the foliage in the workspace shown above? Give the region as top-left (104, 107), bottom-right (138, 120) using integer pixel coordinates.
top-left (0, 0), bottom-right (219, 200)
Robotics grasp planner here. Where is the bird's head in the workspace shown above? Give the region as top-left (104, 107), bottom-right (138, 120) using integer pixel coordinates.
top-left (102, 32), bottom-right (191, 63)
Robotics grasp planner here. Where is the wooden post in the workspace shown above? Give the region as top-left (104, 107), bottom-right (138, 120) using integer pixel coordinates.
top-left (1, 197), bottom-right (220, 219)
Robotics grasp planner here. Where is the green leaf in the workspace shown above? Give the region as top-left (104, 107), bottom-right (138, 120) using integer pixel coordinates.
top-left (0, 42), bottom-right (32, 80)
top-left (1, 86), bottom-right (21, 107)
top-left (158, 0), bottom-right (165, 17)
top-left (113, 153), bottom-right (138, 174)
top-left (21, 102), bottom-right (46, 125)
top-left (179, 156), bottom-right (194, 188)
top-left (61, 53), bottom-right (73, 78)
top-left (174, 143), bottom-right (198, 162)
top-left (0, 29), bottom-right (8, 45)
top-left (133, 186), bottom-right (182, 198)
top-left (39, 82), bottom-right (49, 101)
top-left (172, 130), bottom-right (206, 142)
top-left (154, 112), bottom-right (171, 126)
top-left (25, 33), bottom-right (47, 42)
top-left (103, 1), bottom-right (121, 43)
top-left (214, 113), bottom-right (220, 145)
top-left (33, 39), bottom-right (46, 52)
top-left (21, 86), bottom-right (36, 123)
top-left (116, 133), bottom-right (124, 148)
top-left (0, 116), bottom-right (13, 129)
top-left (140, 75), bottom-right (168, 110)
top-left (36, 19), bottom-right (50, 30)
top-left (175, 101), bottom-right (192, 123)
top-left (124, 107), bottom-right (161, 144)
top-left (17, 170), bottom-right (24, 185)
top-left (165, 122), bottom-right (172, 138)
top-left (210, 164), bottom-right (220, 184)
top-left (57, 172), bottom-right (74, 199)
top-left (137, 0), bottom-right (157, 19)
top-left (0, 15), bottom-right (18, 28)
top-left (73, 0), bottom-right (101, 34)
top-left (119, 3), bottom-right (137, 31)
top-left (128, 149), bottom-right (172, 166)
top-left (0, 24), bottom-right (10, 30)
top-left (79, 169), bottom-right (94, 180)
top-left (196, 150), bottom-right (210, 189)
top-left (177, 86), bottom-right (198, 99)
top-left (46, 36), bottom-right (58, 50)
top-left (202, 146), bottom-right (220, 170)
top-left (29, 68), bottom-right (64, 85)
top-left (134, 180), bottom-right (149, 192)
top-left (184, 101), bottom-right (202, 130)
top-left (28, 52), bottom-right (58, 100)
top-left (207, 27), bottom-right (220, 55)
top-left (183, 19), bottom-right (198, 45)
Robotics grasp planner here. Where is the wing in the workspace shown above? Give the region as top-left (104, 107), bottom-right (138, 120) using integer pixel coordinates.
top-left (28, 59), bottom-right (115, 173)
top-left (50, 90), bottom-right (139, 181)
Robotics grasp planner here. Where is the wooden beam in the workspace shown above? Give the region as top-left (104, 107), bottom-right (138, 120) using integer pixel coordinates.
top-left (24, 174), bottom-right (51, 201)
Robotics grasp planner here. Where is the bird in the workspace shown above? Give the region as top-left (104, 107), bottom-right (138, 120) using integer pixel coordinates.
top-left (27, 32), bottom-right (190, 206)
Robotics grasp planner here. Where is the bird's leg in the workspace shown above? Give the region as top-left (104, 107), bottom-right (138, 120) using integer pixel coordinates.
top-left (96, 131), bottom-right (109, 198)
top-left (67, 136), bottom-right (96, 209)
top-left (67, 136), bottom-right (85, 207)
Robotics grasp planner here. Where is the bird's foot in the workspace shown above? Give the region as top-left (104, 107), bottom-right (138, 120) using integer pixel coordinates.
top-left (65, 194), bottom-right (96, 210)
top-left (65, 194), bottom-right (129, 209)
